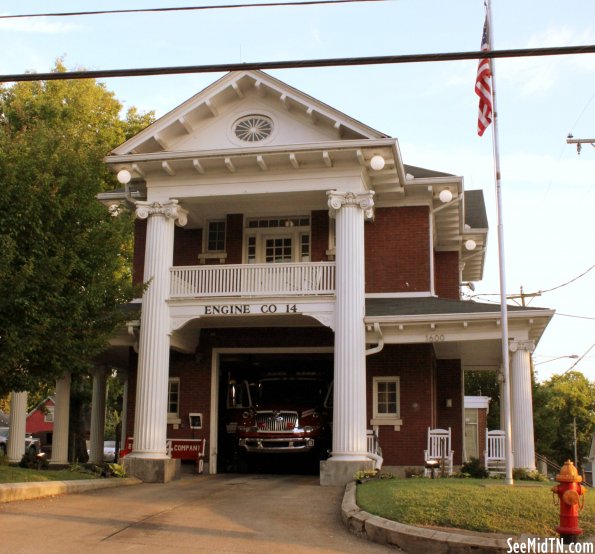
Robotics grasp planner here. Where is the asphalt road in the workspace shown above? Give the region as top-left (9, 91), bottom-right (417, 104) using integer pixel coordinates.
top-left (0, 473), bottom-right (396, 553)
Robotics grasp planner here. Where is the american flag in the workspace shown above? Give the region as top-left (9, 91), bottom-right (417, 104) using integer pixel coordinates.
top-left (475, 13), bottom-right (492, 136)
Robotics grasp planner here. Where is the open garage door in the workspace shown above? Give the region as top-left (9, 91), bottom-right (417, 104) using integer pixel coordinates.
top-left (217, 353), bottom-right (333, 474)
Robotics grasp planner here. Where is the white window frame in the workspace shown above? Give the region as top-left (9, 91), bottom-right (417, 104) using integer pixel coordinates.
top-left (167, 378), bottom-right (181, 424)
top-left (205, 220), bottom-right (226, 252)
top-left (44, 406), bottom-right (55, 423)
top-left (243, 216), bottom-right (310, 264)
top-left (370, 376), bottom-right (403, 430)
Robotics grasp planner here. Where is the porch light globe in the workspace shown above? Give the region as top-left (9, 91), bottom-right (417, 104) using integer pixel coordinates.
top-left (439, 189), bottom-right (453, 203)
top-left (370, 155), bottom-right (385, 171)
top-left (465, 239), bottom-right (477, 251)
top-left (117, 169), bottom-right (132, 185)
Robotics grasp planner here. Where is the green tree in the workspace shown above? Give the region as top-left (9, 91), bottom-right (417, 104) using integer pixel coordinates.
top-left (464, 370), bottom-right (500, 429)
top-left (533, 371), bottom-right (595, 467)
top-left (0, 60), bottom-right (152, 396)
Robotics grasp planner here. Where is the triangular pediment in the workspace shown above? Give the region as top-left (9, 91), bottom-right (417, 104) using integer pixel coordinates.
top-left (110, 70), bottom-right (387, 156)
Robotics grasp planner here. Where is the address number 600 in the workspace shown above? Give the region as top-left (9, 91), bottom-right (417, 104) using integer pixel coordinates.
top-left (426, 334), bottom-right (445, 342)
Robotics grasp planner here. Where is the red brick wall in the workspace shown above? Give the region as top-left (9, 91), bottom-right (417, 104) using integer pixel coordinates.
top-left (173, 227), bottom-right (202, 266)
top-left (434, 251), bottom-right (460, 299)
top-left (366, 344), bottom-right (436, 467)
top-left (132, 219), bottom-right (147, 286)
top-left (226, 214), bottom-right (243, 264)
top-left (311, 210), bottom-right (329, 262)
top-left (435, 359), bottom-right (463, 465)
top-left (365, 206), bottom-right (430, 293)
top-left (167, 351), bottom-right (211, 441)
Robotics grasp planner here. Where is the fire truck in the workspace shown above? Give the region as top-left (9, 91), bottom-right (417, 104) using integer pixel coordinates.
top-left (223, 369), bottom-right (332, 469)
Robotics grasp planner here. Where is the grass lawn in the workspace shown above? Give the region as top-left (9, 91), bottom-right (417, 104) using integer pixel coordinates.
top-left (0, 464), bottom-right (99, 484)
top-left (356, 478), bottom-right (595, 537)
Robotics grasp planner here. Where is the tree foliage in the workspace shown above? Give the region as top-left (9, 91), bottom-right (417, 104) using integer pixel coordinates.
top-left (0, 60), bottom-right (153, 396)
top-left (464, 370), bottom-right (500, 430)
top-left (533, 371), bottom-right (595, 467)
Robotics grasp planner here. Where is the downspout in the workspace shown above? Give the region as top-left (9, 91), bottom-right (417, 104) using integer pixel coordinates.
top-left (365, 322), bottom-right (384, 469)
top-left (365, 322), bottom-right (384, 356)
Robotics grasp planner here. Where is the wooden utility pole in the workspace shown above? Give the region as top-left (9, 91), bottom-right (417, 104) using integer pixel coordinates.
top-left (567, 135), bottom-right (595, 155)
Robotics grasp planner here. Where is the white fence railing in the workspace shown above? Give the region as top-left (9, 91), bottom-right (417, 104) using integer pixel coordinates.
top-left (170, 262), bottom-right (336, 298)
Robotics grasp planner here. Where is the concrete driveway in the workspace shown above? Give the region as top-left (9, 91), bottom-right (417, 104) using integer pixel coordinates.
top-left (0, 473), bottom-right (396, 553)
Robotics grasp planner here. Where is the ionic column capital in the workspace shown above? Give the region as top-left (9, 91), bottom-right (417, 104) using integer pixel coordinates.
top-left (509, 340), bottom-right (535, 354)
top-left (135, 200), bottom-right (188, 226)
top-left (327, 191), bottom-right (375, 219)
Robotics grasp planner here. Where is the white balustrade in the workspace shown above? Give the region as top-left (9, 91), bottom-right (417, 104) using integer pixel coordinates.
top-left (170, 262), bottom-right (335, 298)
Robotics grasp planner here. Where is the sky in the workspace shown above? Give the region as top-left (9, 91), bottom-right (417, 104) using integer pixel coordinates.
top-left (1, 0), bottom-right (593, 382)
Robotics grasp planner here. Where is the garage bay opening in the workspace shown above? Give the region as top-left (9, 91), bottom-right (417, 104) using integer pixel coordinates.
top-left (217, 353), bottom-right (333, 474)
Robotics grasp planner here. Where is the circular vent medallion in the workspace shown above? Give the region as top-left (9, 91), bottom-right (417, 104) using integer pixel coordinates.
top-left (234, 114), bottom-right (273, 142)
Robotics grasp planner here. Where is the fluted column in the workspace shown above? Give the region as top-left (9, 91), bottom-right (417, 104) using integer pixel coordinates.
top-left (89, 367), bottom-right (107, 464)
top-left (51, 373), bottom-right (71, 464)
top-left (7, 391), bottom-right (28, 462)
top-left (327, 190), bottom-right (374, 460)
top-left (510, 340), bottom-right (536, 470)
top-left (130, 200), bottom-right (187, 459)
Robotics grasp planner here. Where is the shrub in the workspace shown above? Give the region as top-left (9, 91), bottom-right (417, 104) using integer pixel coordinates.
top-left (513, 468), bottom-right (548, 482)
top-left (18, 450), bottom-right (48, 470)
top-left (460, 457), bottom-right (489, 478)
top-left (404, 466), bottom-right (424, 478)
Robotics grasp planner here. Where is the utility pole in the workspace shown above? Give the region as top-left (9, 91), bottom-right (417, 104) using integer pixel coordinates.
top-left (567, 134), bottom-right (595, 155)
top-left (507, 286), bottom-right (541, 307)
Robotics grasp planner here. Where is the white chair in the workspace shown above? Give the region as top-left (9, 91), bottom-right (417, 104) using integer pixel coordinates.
top-left (424, 427), bottom-right (454, 476)
top-left (484, 430), bottom-right (506, 474)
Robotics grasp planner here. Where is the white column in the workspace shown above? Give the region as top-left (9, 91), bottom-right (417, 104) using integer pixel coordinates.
top-left (510, 340), bottom-right (536, 470)
top-left (51, 373), bottom-right (71, 464)
top-left (119, 370), bottom-right (129, 450)
top-left (327, 191), bottom-right (374, 461)
top-left (89, 367), bottom-right (107, 464)
top-left (7, 391), bottom-right (28, 462)
top-left (129, 200), bottom-right (187, 459)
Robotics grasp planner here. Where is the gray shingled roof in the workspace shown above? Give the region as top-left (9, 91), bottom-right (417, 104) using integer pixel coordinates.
top-left (464, 190), bottom-right (489, 230)
top-left (403, 164), bottom-right (454, 179)
top-left (365, 297), bottom-right (549, 317)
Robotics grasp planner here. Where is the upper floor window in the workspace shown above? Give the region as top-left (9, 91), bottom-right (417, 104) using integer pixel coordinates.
top-left (207, 220), bottom-right (226, 252)
top-left (245, 216), bottom-right (310, 263)
top-left (44, 406), bottom-right (55, 423)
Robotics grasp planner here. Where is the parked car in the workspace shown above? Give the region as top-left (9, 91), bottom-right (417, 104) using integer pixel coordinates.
top-left (85, 440), bottom-right (116, 462)
top-left (0, 427), bottom-right (41, 456)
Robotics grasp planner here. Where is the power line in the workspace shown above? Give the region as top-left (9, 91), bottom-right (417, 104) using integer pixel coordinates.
top-left (539, 263), bottom-right (595, 294)
top-left (555, 313), bottom-right (595, 321)
top-left (469, 263), bottom-right (595, 299)
top-left (560, 341), bottom-right (595, 376)
top-left (1, 44), bottom-right (594, 84)
top-left (0, 0), bottom-right (386, 20)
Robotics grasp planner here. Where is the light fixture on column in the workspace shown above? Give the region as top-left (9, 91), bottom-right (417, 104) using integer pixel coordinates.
top-left (370, 155), bottom-right (385, 171)
top-left (465, 239), bottom-right (477, 251)
top-left (117, 168), bottom-right (132, 185)
top-left (439, 189), bottom-right (453, 203)
top-left (445, 398), bottom-right (453, 408)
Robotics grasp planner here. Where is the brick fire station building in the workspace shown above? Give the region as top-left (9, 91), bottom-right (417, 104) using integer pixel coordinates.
top-left (49, 70), bottom-right (553, 484)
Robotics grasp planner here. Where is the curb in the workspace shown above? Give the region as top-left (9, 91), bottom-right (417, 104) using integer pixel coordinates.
top-left (341, 481), bottom-right (510, 554)
top-left (0, 477), bottom-right (142, 503)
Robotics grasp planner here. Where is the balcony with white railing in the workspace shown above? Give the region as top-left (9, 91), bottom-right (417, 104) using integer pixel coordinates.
top-left (170, 262), bottom-right (336, 299)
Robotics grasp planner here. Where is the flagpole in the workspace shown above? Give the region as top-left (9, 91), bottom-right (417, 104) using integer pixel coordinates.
top-left (485, 0), bottom-right (514, 486)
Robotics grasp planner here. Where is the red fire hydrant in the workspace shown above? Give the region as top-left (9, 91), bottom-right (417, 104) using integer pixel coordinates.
top-left (551, 460), bottom-right (586, 543)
